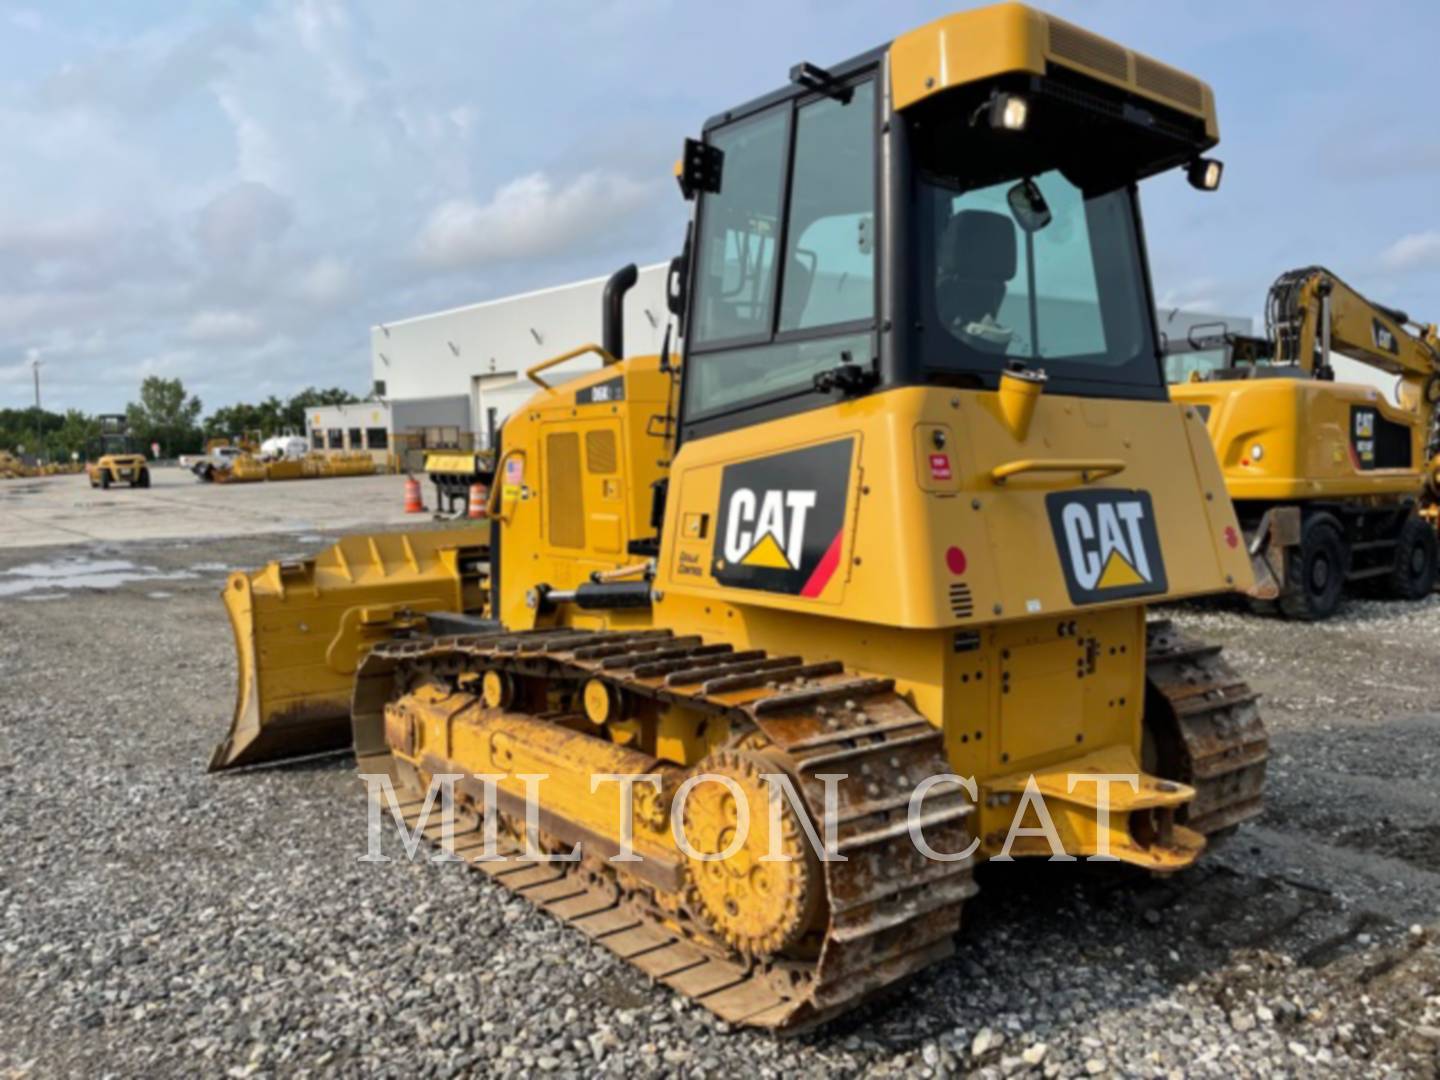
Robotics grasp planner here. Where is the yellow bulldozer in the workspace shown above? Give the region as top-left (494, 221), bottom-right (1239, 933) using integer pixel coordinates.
top-left (1167, 268), bottom-right (1440, 618)
top-left (211, 2), bottom-right (1268, 1030)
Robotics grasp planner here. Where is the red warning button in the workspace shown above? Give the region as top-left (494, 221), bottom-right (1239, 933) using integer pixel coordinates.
top-left (929, 453), bottom-right (952, 481)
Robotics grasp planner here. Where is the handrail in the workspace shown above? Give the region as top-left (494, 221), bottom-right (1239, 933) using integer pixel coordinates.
top-left (526, 343), bottom-right (618, 389)
top-left (990, 458), bottom-right (1127, 485)
top-left (486, 449), bottom-right (524, 521)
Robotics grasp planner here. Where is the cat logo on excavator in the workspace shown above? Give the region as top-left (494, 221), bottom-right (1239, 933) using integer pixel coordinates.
top-left (713, 439), bottom-right (853, 596)
top-left (1048, 489), bottom-right (1168, 604)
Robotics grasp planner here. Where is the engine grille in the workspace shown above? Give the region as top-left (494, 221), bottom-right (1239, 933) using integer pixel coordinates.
top-left (1048, 18), bottom-right (1129, 82)
top-left (585, 429), bottom-right (617, 475)
top-left (546, 431), bottom-right (585, 549)
top-left (1134, 55), bottom-right (1204, 112)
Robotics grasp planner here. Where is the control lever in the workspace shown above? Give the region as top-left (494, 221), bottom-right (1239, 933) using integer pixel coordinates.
top-left (812, 352), bottom-right (878, 396)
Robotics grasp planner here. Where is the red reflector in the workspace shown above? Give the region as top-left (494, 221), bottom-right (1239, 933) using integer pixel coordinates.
top-left (945, 546), bottom-right (967, 575)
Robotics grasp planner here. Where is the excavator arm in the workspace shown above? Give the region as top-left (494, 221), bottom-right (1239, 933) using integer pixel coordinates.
top-left (1268, 267), bottom-right (1440, 492)
top-left (1267, 266), bottom-right (1440, 396)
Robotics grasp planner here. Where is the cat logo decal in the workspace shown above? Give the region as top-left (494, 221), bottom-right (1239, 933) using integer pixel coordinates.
top-left (1047, 490), bottom-right (1168, 604)
top-left (712, 440), bottom-right (853, 597)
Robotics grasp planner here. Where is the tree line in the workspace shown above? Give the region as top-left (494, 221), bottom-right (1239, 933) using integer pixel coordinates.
top-left (0, 377), bottom-right (361, 460)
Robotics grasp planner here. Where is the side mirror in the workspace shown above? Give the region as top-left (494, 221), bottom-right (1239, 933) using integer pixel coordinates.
top-left (667, 252), bottom-right (687, 319)
top-left (1006, 179), bottom-right (1051, 233)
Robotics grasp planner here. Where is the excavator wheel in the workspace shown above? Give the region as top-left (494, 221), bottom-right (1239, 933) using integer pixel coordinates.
top-left (1278, 513), bottom-right (1347, 620)
top-left (1384, 514), bottom-right (1438, 600)
top-left (99, 470), bottom-right (111, 490)
top-left (133, 469), bottom-right (150, 489)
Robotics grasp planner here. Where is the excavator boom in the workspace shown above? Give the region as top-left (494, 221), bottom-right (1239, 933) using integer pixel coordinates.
top-left (1268, 266), bottom-right (1440, 385)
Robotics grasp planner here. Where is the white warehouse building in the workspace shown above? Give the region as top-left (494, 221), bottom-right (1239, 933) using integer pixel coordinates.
top-left (369, 262), bottom-right (672, 460)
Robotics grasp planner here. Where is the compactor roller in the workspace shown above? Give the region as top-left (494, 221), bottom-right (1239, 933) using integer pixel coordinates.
top-left (212, 2), bottom-right (1268, 1031)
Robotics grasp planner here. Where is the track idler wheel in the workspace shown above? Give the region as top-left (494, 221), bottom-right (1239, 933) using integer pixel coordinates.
top-left (681, 750), bottom-right (822, 959)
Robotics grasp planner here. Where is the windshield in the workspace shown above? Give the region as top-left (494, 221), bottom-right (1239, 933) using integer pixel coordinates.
top-left (916, 168), bottom-right (1156, 385)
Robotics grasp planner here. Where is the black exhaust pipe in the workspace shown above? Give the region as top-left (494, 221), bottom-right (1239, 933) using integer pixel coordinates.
top-left (602, 263), bottom-right (638, 360)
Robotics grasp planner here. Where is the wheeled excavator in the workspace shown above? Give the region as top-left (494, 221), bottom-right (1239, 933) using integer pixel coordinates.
top-left (210, 3), bottom-right (1269, 1030)
top-left (1167, 268), bottom-right (1440, 618)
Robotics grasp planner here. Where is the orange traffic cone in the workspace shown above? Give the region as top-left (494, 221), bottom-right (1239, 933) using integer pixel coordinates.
top-left (467, 483), bottom-right (488, 520)
top-left (403, 474), bottom-right (425, 513)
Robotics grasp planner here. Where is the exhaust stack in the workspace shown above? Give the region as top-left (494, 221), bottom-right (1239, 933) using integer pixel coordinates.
top-left (603, 263), bottom-right (639, 360)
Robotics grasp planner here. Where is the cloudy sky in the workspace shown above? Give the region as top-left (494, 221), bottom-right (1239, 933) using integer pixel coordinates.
top-left (1, 0), bottom-right (1437, 416)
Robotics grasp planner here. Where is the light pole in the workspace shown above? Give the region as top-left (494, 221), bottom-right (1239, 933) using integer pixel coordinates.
top-left (31, 358), bottom-right (42, 464)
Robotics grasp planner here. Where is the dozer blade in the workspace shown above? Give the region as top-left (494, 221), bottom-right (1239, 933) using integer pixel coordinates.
top-left (209, 527), bottom-right (490, 771)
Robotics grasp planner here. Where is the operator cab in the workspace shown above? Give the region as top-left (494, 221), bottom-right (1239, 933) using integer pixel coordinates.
top-left (675, 8), bottom-right (1224, 444)
top-left (1163, 327), bottom-right (1289, 384)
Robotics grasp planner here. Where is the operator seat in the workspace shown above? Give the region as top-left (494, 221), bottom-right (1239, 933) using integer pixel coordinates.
top-left (938, 209), bottom-right (1018, 348)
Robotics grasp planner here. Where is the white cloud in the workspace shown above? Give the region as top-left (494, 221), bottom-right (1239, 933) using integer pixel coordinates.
top-left (0, 290), bottom-right (109, 335)
top-left (448, 105), bottom-right (476, 134)
top-left (1379, 231), bottom-right (1440, 273)
top-left (288, 0), bottom-right (370, 114)
top-left (294, 256), bottom-right (352, 305)
top-left (415, 171), bottom-right (656, 269)
top-left (0, 210), bottom-right (122, 260)
top-left (194, 181), bottom-right (292, 262)
top-left (183, 310), bottom-right (266, 343)
top-left (213, 88), bottom-right (289, 191)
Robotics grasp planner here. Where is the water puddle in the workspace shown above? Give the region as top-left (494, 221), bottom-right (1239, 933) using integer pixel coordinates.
top-left (0, 557), bottom-right (199, 598)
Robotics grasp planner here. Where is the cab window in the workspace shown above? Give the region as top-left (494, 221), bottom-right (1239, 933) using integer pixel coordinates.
top-left (686, 78), bottom-right (876, 421)
top-left (690, 108), bottom-right (788, 347)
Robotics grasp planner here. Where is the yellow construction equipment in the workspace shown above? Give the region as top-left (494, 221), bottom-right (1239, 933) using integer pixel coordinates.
top-left (211, 2), bottom-right (1268, 1030)
top-left (212, 528), bottom-right (491, 769)
top-left (86, 414), bottom-right (150, 489)
top-left (1168, 267), bottom-right (1440, 617)
top-left (424, 448), bottom-right (495, 515)
top-left (0, 451), bottom-right (82, 480)
top-left (203, 450), bottom-right (378, 483)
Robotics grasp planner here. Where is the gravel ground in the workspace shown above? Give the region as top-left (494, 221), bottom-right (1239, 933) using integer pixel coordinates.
top-left (1, 534), bottom-right (1438, 1078)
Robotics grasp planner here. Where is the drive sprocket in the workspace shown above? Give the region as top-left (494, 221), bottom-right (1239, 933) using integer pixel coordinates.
top-left (681, 749), bottom-right (821, 959)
